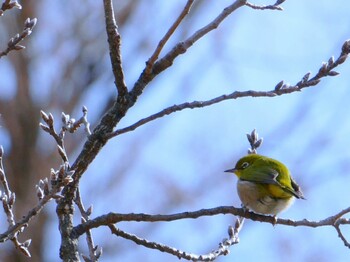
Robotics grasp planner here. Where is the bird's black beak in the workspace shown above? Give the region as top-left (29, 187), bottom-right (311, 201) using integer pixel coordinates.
top-left (224, 168), bottom-right (236, 173)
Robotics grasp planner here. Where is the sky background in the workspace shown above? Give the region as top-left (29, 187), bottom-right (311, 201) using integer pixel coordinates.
top-left (2, 0), bottom-right (350, 261)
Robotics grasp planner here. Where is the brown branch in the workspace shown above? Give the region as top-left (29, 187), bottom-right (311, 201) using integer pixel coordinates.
top-left (145, 0), bottom-right (195, 75)
top-left (107, 39), bottom-right (350, 139)
top-left (129, 0), bottom-right (247, 101)
top-left (109, 218), bottom-right (243, 261)
top-left (103, 0), bottom-right (128, 96)
top-left (73, 206), bottom-right (350, 237)
top-left (72, 205), bottom-right (350, 259)
top-left (58, 2), bottom-right (249, 259)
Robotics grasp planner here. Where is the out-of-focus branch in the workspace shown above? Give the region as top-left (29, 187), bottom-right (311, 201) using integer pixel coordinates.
top-left (0, 0), bottom-right (21, 16)
top-left (103, 0), bottom-right (128, 97)
top-left (0, 148), bottom-right (74, 257)
top-left (107, 40), bottom-right (350, 139)
top-left (0, 146), bottom-right (31, 257)
top-left (0, 17), bottom-right (37, 58)
top-left (0, 163), bottom-right (74, 243)
top-left (145, 0), bottom-right (195, 74)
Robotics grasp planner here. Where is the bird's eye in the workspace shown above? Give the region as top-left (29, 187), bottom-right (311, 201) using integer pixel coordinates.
top-left (241, 162), bottom-right (249, 169)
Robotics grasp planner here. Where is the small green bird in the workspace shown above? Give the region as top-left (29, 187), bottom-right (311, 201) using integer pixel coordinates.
top-left (225, 154), bottom-right (304, 215)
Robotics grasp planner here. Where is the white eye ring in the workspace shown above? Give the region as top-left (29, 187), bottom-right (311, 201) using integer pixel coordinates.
top-left (241, 162), bottom-right (249, 169)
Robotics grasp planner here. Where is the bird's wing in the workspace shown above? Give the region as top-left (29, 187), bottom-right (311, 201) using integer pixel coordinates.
top-left (241, 166), bottom-right (280, 185)
top-left (242, 166), bottom-right (303, 198)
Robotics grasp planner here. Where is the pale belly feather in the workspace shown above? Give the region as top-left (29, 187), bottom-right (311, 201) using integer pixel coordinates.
top-left (237, 180), bottom-right (294, 215)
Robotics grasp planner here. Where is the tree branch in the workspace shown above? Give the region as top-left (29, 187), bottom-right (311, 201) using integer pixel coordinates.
top-left (145, 0), bottom-right (195, 74)
top-left (106, 39), bottom-right (350, 139)
top-left (73, 206), bottom-right (350, 237)
top-left (129, 0), bottom-right (247, 101)
top-left (57, 2), bottom-right (251, 259)
top-left (0, 17), bottom-right (37, 58)
top-left (245, 0), bottom-right (284, 11)
top-left (108, 218), bottom-right (244, 261)
top-left (103, 0), bottom-right (128, 96)
top-left (0, 0), bottom-right (21, 16)
top-left (75, 189), bottom-right (102, 261)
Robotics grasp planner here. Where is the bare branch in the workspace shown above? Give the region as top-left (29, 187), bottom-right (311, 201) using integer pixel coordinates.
top-left (246, 129), bottom-right (263, 154)
top-left (0, 162), bottom-right (74, 244)
top-left (73, 206), bottom-right (350, 238)
top-left (75, 189), bottom-right (101, 261)
top-left (71, 205), bottom-right (350, 258)
top-left (107, 40), bottom-right (350, 139)
top-left (0, 17), bottom-right (37, 58)
top-left (0, 0), bottom-right (21, 16)
top-left (245, 1), bottom-right (284, 11)
top-left (145, 0), bottom-right (195, 74)
top-left (103, 0), bottom-right (128, 96)
top-left (0, 147), bottom-right (32, 256)
top-left (130, 0), bottom-right (247, 100)
top-left (61, 106), bottom-right (91, 136)
top-left (109, 219), bottom-right (243, 261)
top-left (40, 107), bottom-right (91, 162)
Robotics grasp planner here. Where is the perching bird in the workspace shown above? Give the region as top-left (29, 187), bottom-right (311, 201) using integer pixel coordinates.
top-left (225, 154), bottom-right (304, 215)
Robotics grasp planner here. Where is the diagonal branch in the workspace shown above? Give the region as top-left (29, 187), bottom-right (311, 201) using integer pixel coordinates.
top-left (0, 0), bottom-right (21, 16)
top-left (103, 0), bottom-right (128, 96)
top-left (0, 17), bottom-right (37, 58)
top-left (129, 0), bottom-right (247, 100)
top-left (145, 0), bottom-right (195, 75)
top-left (106, 39), bottom-right (350, 139)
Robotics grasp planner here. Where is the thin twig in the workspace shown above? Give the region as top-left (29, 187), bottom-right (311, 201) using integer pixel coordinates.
top-left (145, 0), bottom-right (195, 75)
top-left (73, 206), bottom-right (350, 237)
top-left (0, 163), bottom-right (74, 243)
top-left (0, 147), bottom-right (32, 256)
top-left (130, 0), bottom-right (247, 99)
top-left (75, 189), bottom-right (101, 261)
top-left (0, 0), bottom-right (22, 16)
top-left (103, 0), bottom-right (128, 96)
top-left (245, 1), bottom-right (284, 11)
top-left (109, 220), bottom-right (243, 262)
top-left (107, 40), bottom-right (350, 139)
top-left (0, 17), bottom-right (37, 58)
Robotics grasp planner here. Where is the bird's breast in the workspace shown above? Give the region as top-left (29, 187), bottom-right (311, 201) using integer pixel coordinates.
top-left (237, 180), bottom-right (294, 215)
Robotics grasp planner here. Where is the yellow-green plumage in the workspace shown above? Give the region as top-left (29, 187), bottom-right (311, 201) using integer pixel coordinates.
top-left (225, 154), bottom-right (304, 215)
